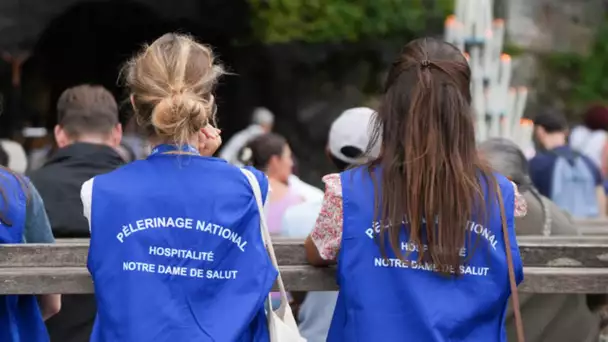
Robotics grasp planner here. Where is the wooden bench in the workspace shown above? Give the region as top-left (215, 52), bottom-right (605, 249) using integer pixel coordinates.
top-left (577, 219), bottom-right (608, 236)
top-left (2, 236), bottom-right (608, 295)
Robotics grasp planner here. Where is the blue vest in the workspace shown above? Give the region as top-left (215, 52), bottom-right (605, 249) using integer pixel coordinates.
top-left (328, 167), bottom-right (524, 342)
top-left (0, 170), bottom-right (49, 342)
top-left (88, 153), bottom-right (277, 342)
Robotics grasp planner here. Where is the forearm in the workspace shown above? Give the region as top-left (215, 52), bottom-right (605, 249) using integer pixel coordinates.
top-left (38, 294), bottom-right (61, 320)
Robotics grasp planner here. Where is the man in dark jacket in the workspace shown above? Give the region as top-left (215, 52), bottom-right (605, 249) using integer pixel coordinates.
top-left (29, 84), bottom-right (124, 342)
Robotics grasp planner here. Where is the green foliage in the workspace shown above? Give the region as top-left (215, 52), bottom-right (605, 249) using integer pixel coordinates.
top-left (502, 43), bottom-right (526, 58)
top-left (542, 19), bottom-right (608, 108)
top-left (571, 21), bottom-right (608, 106)
top-left (249, 0), bottom-right (454, 44)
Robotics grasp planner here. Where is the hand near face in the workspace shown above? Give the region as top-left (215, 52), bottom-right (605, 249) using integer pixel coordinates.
top-left (198, 125), bottom-right (222, 156)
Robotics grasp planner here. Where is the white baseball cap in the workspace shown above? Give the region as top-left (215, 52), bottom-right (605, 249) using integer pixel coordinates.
top-left (328, 107), bottom-right (381, 164)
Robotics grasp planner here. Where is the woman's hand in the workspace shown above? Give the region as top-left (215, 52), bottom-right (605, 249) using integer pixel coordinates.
top-left (198, 125), bottom-right (222, 156)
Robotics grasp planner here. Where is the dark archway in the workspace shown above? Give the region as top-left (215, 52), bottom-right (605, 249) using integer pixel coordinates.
top-left (27, 0), bottom-right (254, 134)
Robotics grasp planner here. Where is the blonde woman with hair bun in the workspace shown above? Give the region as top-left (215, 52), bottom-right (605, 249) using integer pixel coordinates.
top-left (79, 33), bottom-right (278, 342)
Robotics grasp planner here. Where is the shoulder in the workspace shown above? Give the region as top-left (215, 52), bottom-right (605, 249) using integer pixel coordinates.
top-left (529, 151), bottom-right (551, 166)
top-left (288, 175), bottom-right (324, 202)
top-left (241, 166), bottom-right (269, 202)
top-left (282, 200), bottom-right (323, 238)
top-left (322, 173), bottom-right (342, 198)
top-left (581, 153), bottom-right (602, 172)
top-left (81, 178), bottom-right (94, 228)
top-left (491, 172), bottom-right (514, 193)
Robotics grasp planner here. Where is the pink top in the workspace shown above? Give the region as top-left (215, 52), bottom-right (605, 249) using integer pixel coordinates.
top-left (310, 173), bottom-right (528, 261)
top-left (266, 189), bottom-right (303, 235)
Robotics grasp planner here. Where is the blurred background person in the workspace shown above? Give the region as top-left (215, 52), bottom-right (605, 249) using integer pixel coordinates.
top-left (0, 140), bottom-right (28, 173)
top-left (305, 37), bottom-right (527, 341)
top-left (240, 132), bottom-right (303, 235)
top-left (570, 105), bottom-right (608, 177)
top-left (220, 107), bottom-right (274, 165)
top-left (28, 84), bottom-right (124, 342)
top-left (479, 137), bottom-right (601, 342)
top-left (530, 111), bottom-right (605, 218)
top-left (288, 157), bottom-right (324, 202)
top-left (0, 164), bottom-right (61, 341)
top-left (282, 106), bottom-right (380, 342)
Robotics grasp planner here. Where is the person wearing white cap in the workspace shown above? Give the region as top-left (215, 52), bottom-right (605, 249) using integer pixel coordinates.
top-left (219, 107), bottom-right (274, 165)
top-left (280, 107), bottom-right (379, 342)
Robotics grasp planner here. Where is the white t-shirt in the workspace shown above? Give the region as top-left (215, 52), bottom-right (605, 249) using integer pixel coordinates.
top-left (288, 175), bottom-right (324, 203)
top-left (80, 178), bottom-right (94, 231)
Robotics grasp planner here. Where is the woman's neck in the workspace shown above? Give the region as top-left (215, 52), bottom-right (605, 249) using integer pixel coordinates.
top-left (269, 177), bottom-right (287, 187)
top-left (149, 136), bottom-right (199, 149)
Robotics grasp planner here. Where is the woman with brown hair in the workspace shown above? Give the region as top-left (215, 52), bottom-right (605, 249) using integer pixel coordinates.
top-left (239, 133), bottom-right (303, 235)
top-left (305, 37), bottom-right (527, 341)
top-left (81, 34), bottom-right (277, 341)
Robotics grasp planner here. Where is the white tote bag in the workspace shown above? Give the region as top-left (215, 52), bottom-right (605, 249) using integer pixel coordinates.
top-left (241, 169), bottom-right (307, 342)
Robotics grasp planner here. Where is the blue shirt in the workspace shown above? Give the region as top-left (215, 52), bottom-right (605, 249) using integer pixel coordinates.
top-left (529, 145), bottom-right (602, 198)
top-left (24, 184), bottom-right (54, 243)
top-left (0, 170), bottom-right (50, 341)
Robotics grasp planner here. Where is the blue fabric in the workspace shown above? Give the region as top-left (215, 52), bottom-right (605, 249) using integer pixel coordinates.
top-left (0, 170), bottom-right (49, 342)
top-left (150, 144), bottom-right (199, 156)
top-left (328, 167), bottom-right (523, 342)
top-left (549, 149), bottom-right (599, 218)
top-left (529, 145), bottom-right (602, 198)
top-left (24, 184), bottom-right (54, 243)
top-left (88, 154), bottom-right (276, 342)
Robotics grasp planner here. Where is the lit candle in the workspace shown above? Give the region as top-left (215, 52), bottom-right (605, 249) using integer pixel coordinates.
top-left (455, 20), bottom-right (465, 51)
top-left (482, 29), bottom-right (493, 80)
top-left (503, 88), bottom-right (517, 138)
top-left (474, 78), bottom-right (487, 142)
top-left (517, 118), bottom-right (535, 156)
top-left (499, 54), bottom-right (512, 100)
top-left (444, 15), bottom-right (456, 42)
top-left (513, 87), bottom-right (528, 126)
top-left (490, 19), bottom-right (505, 82)
top-left (470, 47), bottom-right (482, 80)
top-left (483, 0), bottom-right (494, 40)
top-left (466, 0), bottom-right (476, 41)
top-left (455, 0), bottom-right (465, 23)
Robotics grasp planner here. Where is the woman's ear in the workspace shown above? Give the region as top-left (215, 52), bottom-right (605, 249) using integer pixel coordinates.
top-left (266, 155), bottom-right (280, 173)
top-left (129, 94), bottom-right (136, 111)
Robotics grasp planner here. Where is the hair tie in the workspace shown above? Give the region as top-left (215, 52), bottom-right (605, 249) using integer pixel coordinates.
top-left (239, 147), bottom-right (253, 164)
top-left (420, 60), bottom-right (431, 68)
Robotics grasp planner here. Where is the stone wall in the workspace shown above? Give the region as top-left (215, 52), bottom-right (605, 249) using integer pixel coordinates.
top-left (505, 0), bottom-right (606, 117)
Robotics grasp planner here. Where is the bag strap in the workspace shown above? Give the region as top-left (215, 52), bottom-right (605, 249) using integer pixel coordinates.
top-left (240, 168), bottom-right (296, 317)
top-left (496, 183), bottom-right (526, 342)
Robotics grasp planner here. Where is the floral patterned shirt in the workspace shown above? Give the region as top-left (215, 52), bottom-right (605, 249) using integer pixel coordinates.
top-left (310, 173), bottom-right (528, 261)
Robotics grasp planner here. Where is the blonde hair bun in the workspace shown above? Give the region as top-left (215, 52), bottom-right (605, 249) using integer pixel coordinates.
top-left (123, 33), bottom-right (225, 145)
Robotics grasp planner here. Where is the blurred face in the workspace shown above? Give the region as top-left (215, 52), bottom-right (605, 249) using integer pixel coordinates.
top-left (260, 122), bottom-right (273, 134)
top-left (267, 144), bottom-right (293, 183)
top-left (533, 125), bottom-right (547, 146)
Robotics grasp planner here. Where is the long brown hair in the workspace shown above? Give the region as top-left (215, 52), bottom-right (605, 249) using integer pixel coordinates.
top-left (367, 37), bottom-right (496, 275)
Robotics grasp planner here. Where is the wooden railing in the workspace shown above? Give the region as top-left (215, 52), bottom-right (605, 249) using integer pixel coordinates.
top-left (2, 234), bottom-right (608, 295)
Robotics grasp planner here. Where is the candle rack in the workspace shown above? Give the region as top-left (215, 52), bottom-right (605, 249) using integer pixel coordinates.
top-left (444, 0), bottom-right (531, 152)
